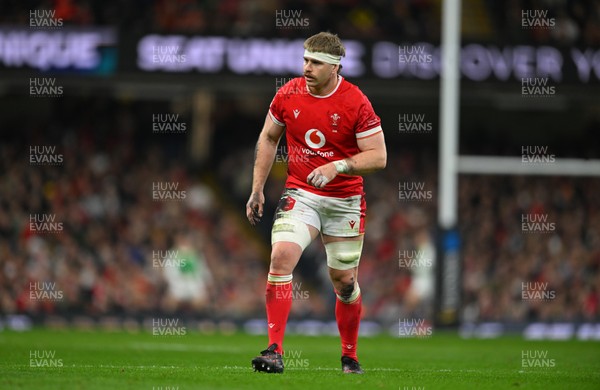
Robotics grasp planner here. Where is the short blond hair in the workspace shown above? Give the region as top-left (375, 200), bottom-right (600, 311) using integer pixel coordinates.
top-left (304, 32), bottom-right (345, 73)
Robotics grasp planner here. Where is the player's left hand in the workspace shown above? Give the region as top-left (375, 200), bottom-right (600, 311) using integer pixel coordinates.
top-left (307, 163), bottom-right (337, 189)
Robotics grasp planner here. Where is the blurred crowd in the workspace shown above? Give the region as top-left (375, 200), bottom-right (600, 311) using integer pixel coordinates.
top-left (0, 97), bottom-right (267, 320)
top-left (212, 130), bottom-right (600, 324)
top-left (1, 0), bottom-right (599, 45)
top-left (1, 95), bottom-right (599, 325)
top-left (460, 175), bottom-right (600, 323)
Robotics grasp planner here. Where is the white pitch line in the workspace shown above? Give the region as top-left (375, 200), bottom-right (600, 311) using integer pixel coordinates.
top-left (77, 365), bottom-right (184, 369)
top-left (1, 364), bottom-right (188, 370)
top-left (38, 364), bottom-right (405, 372)
top-left (28, 342), bottom-right (242, 354)
top-left (223, 365), bottom-right (404, 372)
top-left (129, 342), bottom-right (241, 353)
top-left (4, 364), bottom-right (406, 373)
top-left (7, 364), bottom-right (574, 375)
top-left (224, 366), bottom-right (552, 374)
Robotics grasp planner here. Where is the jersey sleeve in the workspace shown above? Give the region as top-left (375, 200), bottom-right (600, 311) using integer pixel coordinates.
top-left (268, 87), bottom-right (286, 127)
top-left (355, 93), bottom-right (382, 140)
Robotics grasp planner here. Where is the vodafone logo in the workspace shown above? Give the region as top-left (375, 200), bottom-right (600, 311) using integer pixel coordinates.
top-left (305, 129), bottom-right (326, 149)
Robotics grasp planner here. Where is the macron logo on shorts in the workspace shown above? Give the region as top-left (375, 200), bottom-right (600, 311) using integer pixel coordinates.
top-left (348, 220), bottom-right (356, 229)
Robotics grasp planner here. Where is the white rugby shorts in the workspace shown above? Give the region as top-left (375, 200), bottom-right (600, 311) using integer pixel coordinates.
top-left (272, 188), bottom-right (366, 237)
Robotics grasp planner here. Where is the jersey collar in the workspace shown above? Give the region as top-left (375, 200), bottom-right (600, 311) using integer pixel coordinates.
top-left (306, 75), bottom-right (343, 98)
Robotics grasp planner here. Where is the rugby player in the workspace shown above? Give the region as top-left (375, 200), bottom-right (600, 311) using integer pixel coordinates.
top-left (246, 32), bottom-right (387, 374)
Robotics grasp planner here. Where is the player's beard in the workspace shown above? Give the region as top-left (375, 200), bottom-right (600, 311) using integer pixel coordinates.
top-left (304, 74), bottom-right (316, 84)
top-left (305, 72), bottom-right (337, 95)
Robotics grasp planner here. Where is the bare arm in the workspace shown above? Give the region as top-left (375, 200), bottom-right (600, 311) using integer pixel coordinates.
top-left (344, 131), bottom-right (387, 174)
top-left (307, 131), bottom-right (386, 188)
top-left (246, 114), bottom-right (285, 225)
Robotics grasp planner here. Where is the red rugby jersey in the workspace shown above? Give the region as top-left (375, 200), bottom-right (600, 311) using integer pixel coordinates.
top-left (269, 76), bottom-right (382, 197)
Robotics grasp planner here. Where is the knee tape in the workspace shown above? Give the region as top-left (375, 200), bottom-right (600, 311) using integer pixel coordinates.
top-left (325, 240), bottom-right (363, 270)
top-left (271, 218), bottom-right (312, 251)
top-left (337, 283), bottom-right (361, 303)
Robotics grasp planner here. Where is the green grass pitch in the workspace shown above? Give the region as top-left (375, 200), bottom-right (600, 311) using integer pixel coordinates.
top-left (1, 329), bottom-right (598, 389)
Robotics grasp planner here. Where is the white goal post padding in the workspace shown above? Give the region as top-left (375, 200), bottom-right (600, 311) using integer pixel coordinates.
top-left (458, 156), bottom-right (600, 177)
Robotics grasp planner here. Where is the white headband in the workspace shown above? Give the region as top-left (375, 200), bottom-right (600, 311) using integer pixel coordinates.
top-left (303, 49), bottom-right (341, 65)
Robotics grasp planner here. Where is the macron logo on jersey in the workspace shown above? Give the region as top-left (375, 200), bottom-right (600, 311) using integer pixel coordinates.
top-left (293, 109), bottom-right (300, 119)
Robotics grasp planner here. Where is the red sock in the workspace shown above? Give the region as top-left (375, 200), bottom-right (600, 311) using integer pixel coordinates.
top-left (335, 289), bottom-right (362, 360)
top-left (265, 273), bottom-right (293, 354)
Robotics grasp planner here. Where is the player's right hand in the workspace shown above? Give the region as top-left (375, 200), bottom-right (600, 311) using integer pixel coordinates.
top-left (246, 192), bottom-right (265, 226)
